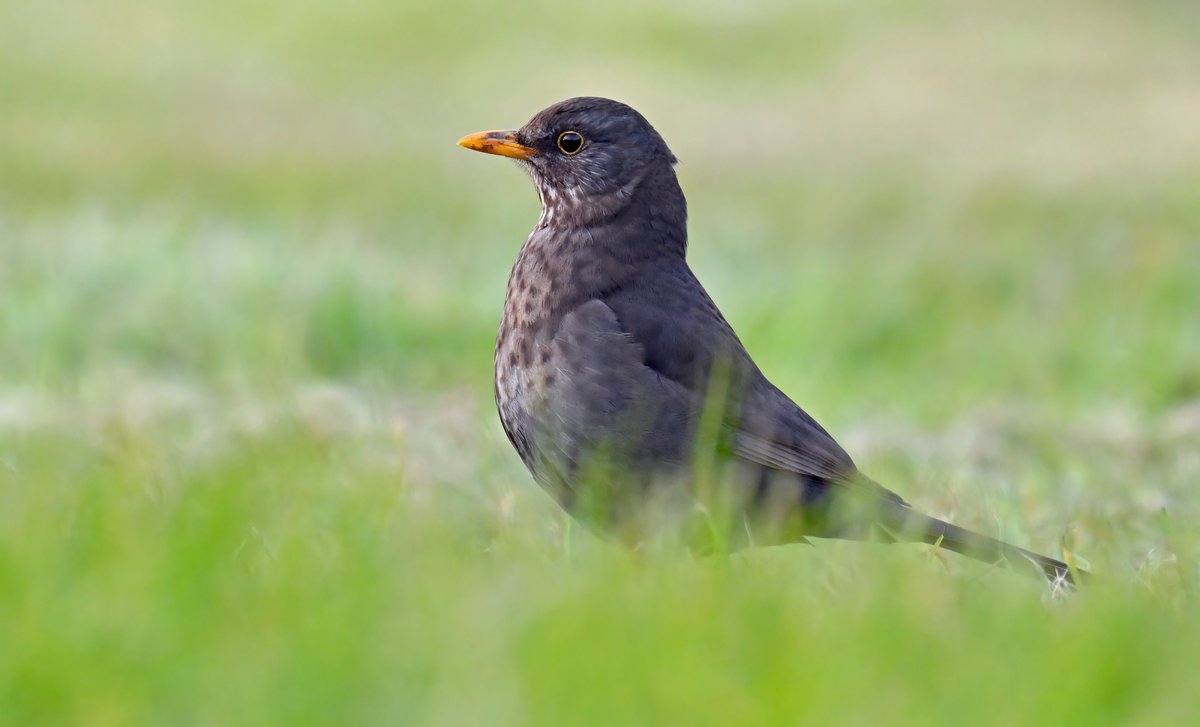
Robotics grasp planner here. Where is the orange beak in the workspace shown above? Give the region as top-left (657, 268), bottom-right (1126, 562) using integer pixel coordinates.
top-left (456, 129), bottom-right (537, 160)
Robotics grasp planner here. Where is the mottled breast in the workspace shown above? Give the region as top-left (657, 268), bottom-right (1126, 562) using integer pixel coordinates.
top-left (494, 229), bottom-right (572, 465)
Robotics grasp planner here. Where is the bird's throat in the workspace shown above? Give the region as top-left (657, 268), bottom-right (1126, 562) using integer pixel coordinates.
top-left (535, 173), bottom-right (687, 263)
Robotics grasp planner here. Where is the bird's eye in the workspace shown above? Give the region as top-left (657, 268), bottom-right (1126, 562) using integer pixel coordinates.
top-left (556, 131), bottom-right (584, 156)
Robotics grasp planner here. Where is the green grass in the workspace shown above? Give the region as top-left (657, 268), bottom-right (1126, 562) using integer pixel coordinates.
top-left (2, 0), bottom-right (1200, 723)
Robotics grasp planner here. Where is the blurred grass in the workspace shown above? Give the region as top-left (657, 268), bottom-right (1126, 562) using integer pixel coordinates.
top-left (1, 0), bottom-right (1199, 723)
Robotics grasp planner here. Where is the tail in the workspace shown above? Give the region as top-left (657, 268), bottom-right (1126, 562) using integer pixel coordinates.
top-left (885, 509), bottom-right (1082, 588)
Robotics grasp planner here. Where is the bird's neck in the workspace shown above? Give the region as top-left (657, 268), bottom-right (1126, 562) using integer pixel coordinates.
top-left (535, 162), bottom-right (688, 261)
top-left (633, 163), bottom-right (689, 258)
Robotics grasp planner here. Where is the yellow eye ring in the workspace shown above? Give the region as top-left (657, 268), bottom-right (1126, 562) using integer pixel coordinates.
top-left (556, 131), bottom-right (584, 156)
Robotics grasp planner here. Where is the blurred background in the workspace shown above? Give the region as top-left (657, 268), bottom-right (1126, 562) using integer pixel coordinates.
top-left (2, 0), bottom-right (1199, 723)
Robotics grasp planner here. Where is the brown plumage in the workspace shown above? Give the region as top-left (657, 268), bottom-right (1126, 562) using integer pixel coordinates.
top-left (459, 97), bottom-right (1079, 587)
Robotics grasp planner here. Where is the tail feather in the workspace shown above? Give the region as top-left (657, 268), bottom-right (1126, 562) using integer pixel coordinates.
top-left (885, 509), bottom-right (1081, 587)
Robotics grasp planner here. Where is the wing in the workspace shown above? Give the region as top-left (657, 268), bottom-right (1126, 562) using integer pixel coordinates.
top-left (533, 298), bottom-right (699, 485)
top-left (601, 262), bottom-right (903, 504)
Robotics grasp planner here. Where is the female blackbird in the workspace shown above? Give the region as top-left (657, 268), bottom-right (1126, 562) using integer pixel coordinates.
top-left (459, 97), bottom-right (1077, 586)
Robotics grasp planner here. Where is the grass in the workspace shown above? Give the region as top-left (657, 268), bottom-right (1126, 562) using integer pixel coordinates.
top-left (2, 0), bottom-right (1200, 723)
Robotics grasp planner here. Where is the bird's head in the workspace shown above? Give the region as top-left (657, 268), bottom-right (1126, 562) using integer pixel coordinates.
top-left (458, 97), bottom-right (679, 227)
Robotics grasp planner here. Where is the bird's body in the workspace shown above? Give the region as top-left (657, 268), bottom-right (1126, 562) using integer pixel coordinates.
top-left (461, 97), bottom-right (1077, 585)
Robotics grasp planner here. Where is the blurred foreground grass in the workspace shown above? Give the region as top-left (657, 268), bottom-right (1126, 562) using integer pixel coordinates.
top-left (2, 0), bottom-right (1200, 723)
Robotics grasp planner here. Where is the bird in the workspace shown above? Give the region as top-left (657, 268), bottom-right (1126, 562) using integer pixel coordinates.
top-left (457, 96), bottom-right (1079, 587)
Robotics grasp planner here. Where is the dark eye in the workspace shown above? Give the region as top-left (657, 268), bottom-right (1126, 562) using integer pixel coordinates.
top-left (556, 131), bottom-right (584, 156)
